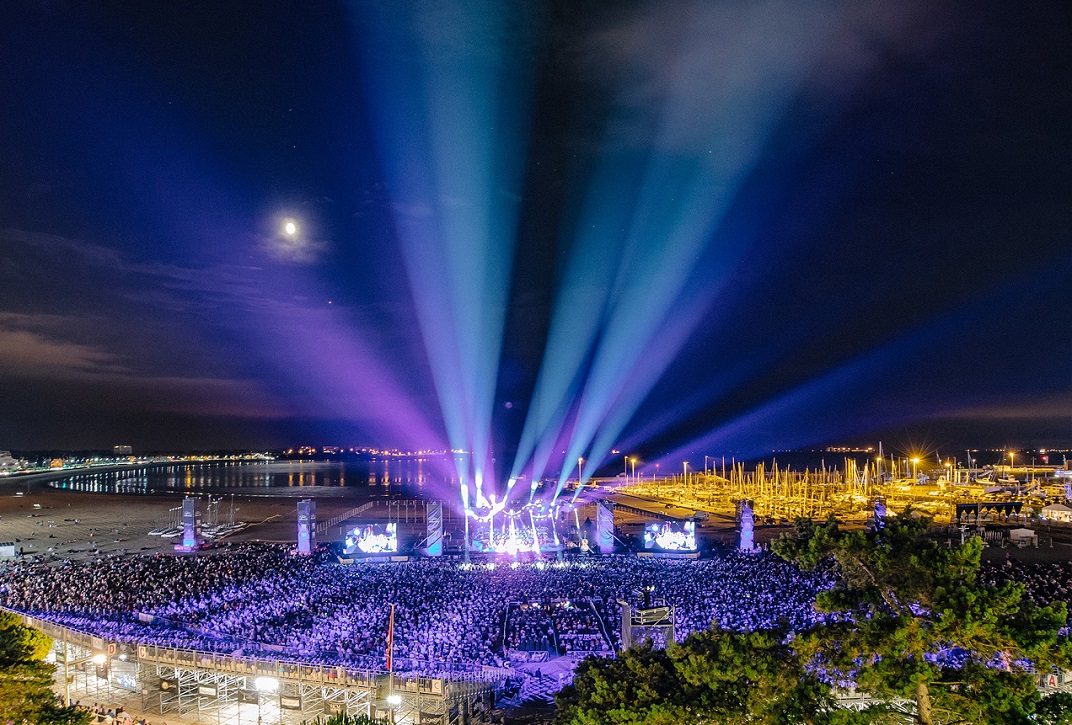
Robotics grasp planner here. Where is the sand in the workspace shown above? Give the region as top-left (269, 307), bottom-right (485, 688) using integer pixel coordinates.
top-left (0, 474), bottom-right (373, 561)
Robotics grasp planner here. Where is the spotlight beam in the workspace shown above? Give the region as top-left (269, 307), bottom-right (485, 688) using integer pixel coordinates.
top-left (353, 1), bottom-right (536, 501)
top-left (513, 4), bottom-right (834, 503)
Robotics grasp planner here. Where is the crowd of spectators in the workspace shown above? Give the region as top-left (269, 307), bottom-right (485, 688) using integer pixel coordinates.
top-left (83, 702), bottom-right (154, 725)
top-left (0, 543), bottom-right (833, 678)
top-left (552, 601), bottom-right (609, 654)
top-left (502, 599), bottom-right (609, 656)
top-left (982, 559), bottom-right (1072, 611)
top-left (503, 603), bottom-right (556, 653)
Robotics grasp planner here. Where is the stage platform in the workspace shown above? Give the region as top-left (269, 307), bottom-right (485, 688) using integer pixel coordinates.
top-left (636, 550), bottom-right (701, 559)
top-left (337, 554), bottom-right (412, 565)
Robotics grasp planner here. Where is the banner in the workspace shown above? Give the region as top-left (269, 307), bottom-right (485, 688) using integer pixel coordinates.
top-left (182, 497), bottom-right (198, 549)
top-left (297, 499), bottom-right (316, 554)
top-left (596, 502), bottom-right (614, 553)
top-left (426, 502), bottom-right (443, 556)
top-left (873, 499), bottom-right (887, 530)
top-left (739, 500), bottom-right (755, 552)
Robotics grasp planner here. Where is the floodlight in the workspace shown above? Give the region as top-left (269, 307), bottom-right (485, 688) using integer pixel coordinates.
top-left (255, 677), bottom-right (279, 692)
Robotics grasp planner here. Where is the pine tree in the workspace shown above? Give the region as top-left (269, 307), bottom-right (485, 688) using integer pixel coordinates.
top-left (0, 612), bottom-right (91, 725)
top-left (555, 629), bottom-right (853, 725)
top-left (773, 509), bottom-right (1072, 725)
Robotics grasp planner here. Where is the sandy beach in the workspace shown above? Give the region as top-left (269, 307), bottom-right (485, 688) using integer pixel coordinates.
top-left (0, 475), bottom-right (377, 561)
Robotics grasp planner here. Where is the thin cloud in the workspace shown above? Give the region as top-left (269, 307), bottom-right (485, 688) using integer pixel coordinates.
top-left (0, 324), bottom-right (126, 377)
top-left (260, 232), bottom-right (329, 265)
top-left (0, 312), bottom-right (290, 419)
top-left (939, 395), bottom-right (1072, 421)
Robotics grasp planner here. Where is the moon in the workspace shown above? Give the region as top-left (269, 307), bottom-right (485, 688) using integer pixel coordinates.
top-left (284, 221), bottom-right (297, 235)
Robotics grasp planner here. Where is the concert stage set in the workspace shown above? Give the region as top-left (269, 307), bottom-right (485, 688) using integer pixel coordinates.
top-left (314, 495), bottom-right (710, 563)
top-left (168, 487), bottom-right (747, 562)
top-left (331, 499), bottom-right (601, 562)
top-left (21, 493), bottom-right (765, 725)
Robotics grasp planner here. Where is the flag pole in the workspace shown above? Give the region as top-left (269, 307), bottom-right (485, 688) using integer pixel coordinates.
top-left (386, 602), bottom-right (396, 723)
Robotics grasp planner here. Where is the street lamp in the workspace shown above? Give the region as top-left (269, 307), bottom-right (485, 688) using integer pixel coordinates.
top-left (631, 458), bottom-right (637, 483)
top-left (683, 461), bottom-right (689, 487)
top-left (912, 458), bottom-right (920, 481)
top-left (1008, 451), bottom-right (1015, 473)
top-left (577, 457), bottom-right (584, 487)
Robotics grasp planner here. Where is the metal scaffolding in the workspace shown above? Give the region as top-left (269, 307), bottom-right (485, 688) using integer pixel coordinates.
top-left (21, 612), bottom-right (500, 724)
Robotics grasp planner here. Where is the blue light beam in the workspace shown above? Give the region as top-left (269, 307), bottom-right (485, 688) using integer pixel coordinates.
top-left (519, 3), bottom-right (837, 500)
top-left (352, 1), bottom-right (536, 504)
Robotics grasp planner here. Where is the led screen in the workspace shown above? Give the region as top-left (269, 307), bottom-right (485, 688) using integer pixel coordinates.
top-left (643, 521), bottom-right (696, 551)
top-left (344, 523), bottom-right (398, 555)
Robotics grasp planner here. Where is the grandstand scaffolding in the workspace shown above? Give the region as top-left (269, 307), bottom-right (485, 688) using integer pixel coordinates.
top-left (20, 612), bottom-right (500, 724)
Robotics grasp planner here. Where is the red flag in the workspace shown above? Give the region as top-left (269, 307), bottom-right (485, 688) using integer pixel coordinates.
top-left (385, 603), bottom-right (395, 673)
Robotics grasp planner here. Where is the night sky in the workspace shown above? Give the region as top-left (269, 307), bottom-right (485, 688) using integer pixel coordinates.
top-left (0, 0), bottom-right (1068, 463)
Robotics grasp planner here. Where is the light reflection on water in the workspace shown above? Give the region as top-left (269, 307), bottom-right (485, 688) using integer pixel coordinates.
top-left (48, 459), bottom-right (449, 496)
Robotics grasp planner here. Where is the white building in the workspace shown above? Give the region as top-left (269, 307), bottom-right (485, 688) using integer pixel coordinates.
top-left (0, 451), bottom-right (21, 474)
top-left (1041, 503), bottom-right (1072, 523)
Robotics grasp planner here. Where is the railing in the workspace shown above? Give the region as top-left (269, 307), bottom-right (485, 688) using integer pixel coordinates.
top-left (7, 607), bottom-right (509, 694)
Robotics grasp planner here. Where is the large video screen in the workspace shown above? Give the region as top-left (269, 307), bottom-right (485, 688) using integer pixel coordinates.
top-left (344, 523), bottom-right (398, 555)
top-left (643, 521), bottom-right (696, 551)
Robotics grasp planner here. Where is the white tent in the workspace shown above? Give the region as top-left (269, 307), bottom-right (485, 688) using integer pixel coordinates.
top-left (1042, 504), bottom-right (1072, 523)
top-left (1009, 528), bottom-right (1038, 547)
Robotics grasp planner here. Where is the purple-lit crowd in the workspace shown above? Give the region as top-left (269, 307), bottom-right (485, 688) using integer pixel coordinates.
top-left (982, 558), bottom-right (1072, 611)
top-left (0, 544), bottom-right (833, 677)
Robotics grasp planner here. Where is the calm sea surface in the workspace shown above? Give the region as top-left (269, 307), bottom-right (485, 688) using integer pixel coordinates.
top-left (47, 459), bottom-right (450, 497)
top-left (43, 450), bottom-right (1006, 497)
